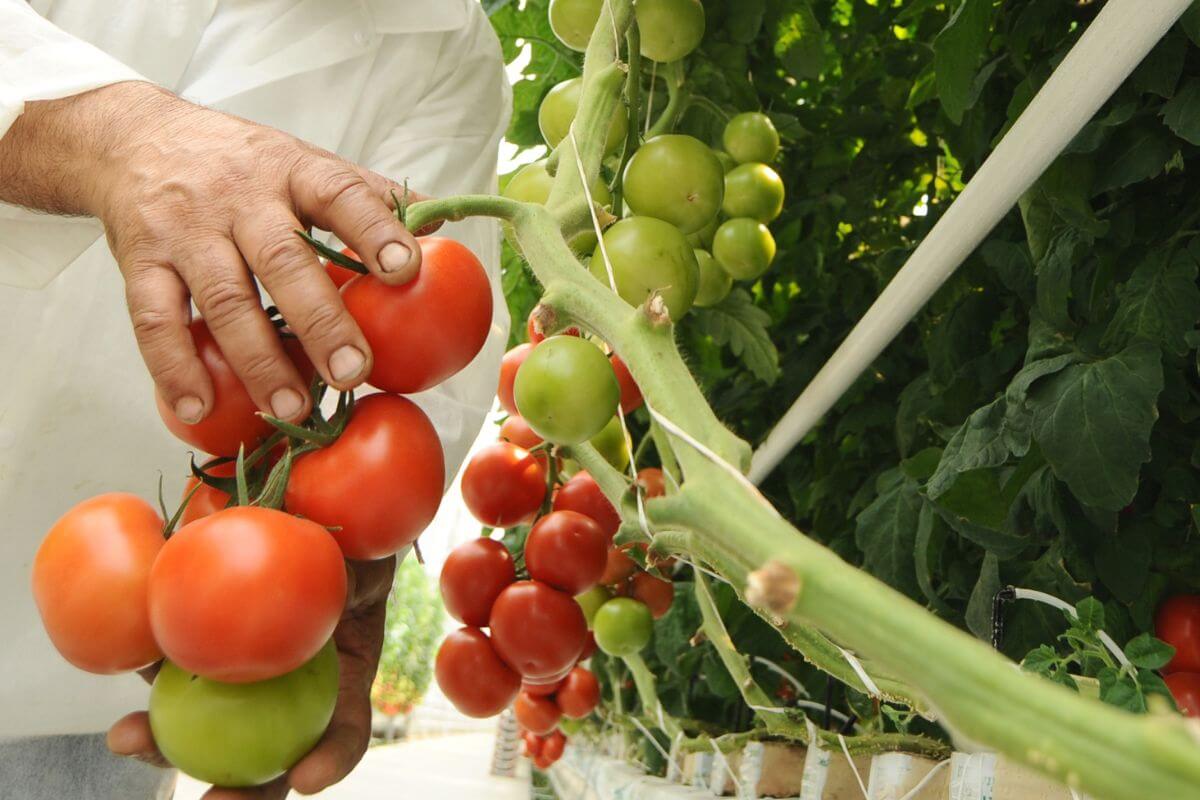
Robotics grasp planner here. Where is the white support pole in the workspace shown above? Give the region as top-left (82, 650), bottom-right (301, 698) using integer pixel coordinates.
top-left (748, 0), bottom-right (1195, 486)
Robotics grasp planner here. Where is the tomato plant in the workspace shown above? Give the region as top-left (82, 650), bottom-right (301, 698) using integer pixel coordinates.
top-left (149, 640), bottom-right (338, 787)
top-left (721, 112), bottom-right (780, 165)
top-left (1166, 673), bottom-right (1200, 717)
top-left (547, 0), bottom-right (601, 52)
top-left (711, 218), bottom-right (776, 281)
top-left (622, 134), bottom-right (724, 234)
top-left (514, 691), bottom-right (562, 735)
top-left (32, 494), bottom-right (163, 674)
top-left (692, 249), bottom-right (732, 308)
top-left (461, 442), bottom-right (546, 527)
top-left (498, 342), bottom-right (533, 417)
top-left (489, 581), bottom-right (588, 679)
top-left (553, 471), bottom-right (621, 539)
top-left (592, 597), bottom-right (653, 657)
top-left (286, 393), bottom-right (444, 560)
top-left (514, 336), bottom-right (620, 445)
top-left (440, 537), bottom-right (516, 627)
top-left (1157, 596), bottom-right (1200, 674)
top-left (435, 627), bottom-right (521, 718)
top-left (635, 0), bottom-right (704, 62)
top-left (609, 354), bottom-right (643, 414)
top-left (599, 546), bottom-right (638, 586)
top-left (722, 162), bottom-right (785, 223)
top-left (342, 237), bottom-right (492, 394)
top-left (525, 510), bottom-right (608, 594)
top-left (555, 666), bottom-right (601, 719)
top-left (149, 506), bottom-right (346, 683)
top-left (499, 415), bottom-right (544, 451)
top-left (630, 572), bottom-right (674, 620)
top-left (590, 217), bottom-right (699, 321)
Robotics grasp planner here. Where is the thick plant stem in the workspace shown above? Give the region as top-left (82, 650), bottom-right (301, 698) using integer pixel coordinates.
top-left (645, 61), bottom-right (687, 139)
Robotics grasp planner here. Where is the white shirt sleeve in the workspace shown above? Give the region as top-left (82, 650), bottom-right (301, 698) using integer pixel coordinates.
top-left (361, 1), bottom-right (514, 478)
top-left (0, 0), bottom-right (146, 290)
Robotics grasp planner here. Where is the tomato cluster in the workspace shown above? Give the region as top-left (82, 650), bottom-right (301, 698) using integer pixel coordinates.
top-left (32, 237), bottom-right (494, 788)
top-left (1156, 595), bottom-right (1200, 716)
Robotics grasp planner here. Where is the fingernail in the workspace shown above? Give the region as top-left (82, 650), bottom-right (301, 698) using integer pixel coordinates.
top-left (329, 345), bottom-right (366, 383)
top-left (271, 388), bottom-right (305, 421)
top-left (174, 396), bottom-right (204, 425)
top-left (378, 242), bottom-right (413, 273)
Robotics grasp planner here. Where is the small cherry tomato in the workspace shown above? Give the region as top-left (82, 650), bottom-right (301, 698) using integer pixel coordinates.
top-left (522, 672), bottom-right (568, 697)
top-left (610, 354), bottom-right (643, 414)
top-left (555, 666), bottom-right (601, 719)
top-left (637, 468), bottom-right (666, 499)
top-left (522, 730), bottom-right (543, 758)
top-left (1156, 595), bottom-right (1200, 674)
top-left (489, 581), bottom-right (588, 680)
top-left (500, 415), bottom-right (544, 451)
top-left (461, 442), bottom-right (547, 527)
top-left (1167, 672), bottom-right (1200, 716)
top-left (541, 730), bottom-right (567, 763)
top-left (440, 538), bottom-right (516, 627)
top-left (579, 630), bottom-right (598, 660)
top-left (593, 598), bottom-right (654, 657)
top-left (435, 627), bottom-right (521, 718)
top-left (554, 472), bottom-right (620, 540)
top-left (525, 511), bottom-right (608, 595)
top-left (514, 691), bottom-right (562, 735)
top-left (630, 572), bottom-right (674, 619)
top-left (498, 343), bottom-right (533, 417)
top-left (515, 336), bottom-right (620, 445)
top-left (599, 546), bottom-right (638, 586)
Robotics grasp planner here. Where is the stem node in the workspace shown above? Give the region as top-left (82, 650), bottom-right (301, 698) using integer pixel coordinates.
top-left (746, 560), bottom-right (802, 618)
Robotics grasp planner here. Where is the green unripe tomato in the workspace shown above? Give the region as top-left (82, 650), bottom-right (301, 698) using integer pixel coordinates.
top-left (149, 640), bottom-right (338, 788)
top-left (559, 717), bottom-right (587, 736)
top-left (637, 0), bottom-right (705, 63)
top-left (723, 112), bottom-right (780, 164)
top-left (591, 217), bottom-right (699, 321)
top-left (539, 78), bottom-right (628, 155)
top-left (687, 216), bottom-right (719, 249)
top-left (576, 586), bottom-right (613, 629)
top-left (693, 250), bottom-right (733, 307)
top-left (712, 218), bottom-right (777, 281)
top-left (589, 415), bottom-right (631, 471)
top-left (502, 160), bottom-right (613, 253)
top-left (722, 163), bottom-right (785, 223)
top-left (514, 336), bottom-right (620, 445)
top-left (622, 135), bottom-right (724, 234)
top-left (549, 0), bottom-right (603, 52)
top-left (593, 598), bottom-right (654, 656)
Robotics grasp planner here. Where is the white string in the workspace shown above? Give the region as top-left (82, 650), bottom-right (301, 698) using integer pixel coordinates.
top-left (568, 129), bottom-right (618, 293)
top-left (710, 739), bottom-right (741, 792)
top-left (673, 553), bottom-right (732, 585)
top-left (629, 716), bottom-right (684, 776)
top-left (1069, 789), bottom-right (1083, 800)
top-left (838, 647), bottom-right (883, 699)
top-left (666, 730), bottom-right (685, 782)
top-left (752, 656), bottom-right (811, 698)
top-left (896, 758), bottom-right (951, 800)
top-left (837, 734), bottom-right (870, 800)
top-left (1012, 588), bottom-right (1131, 669)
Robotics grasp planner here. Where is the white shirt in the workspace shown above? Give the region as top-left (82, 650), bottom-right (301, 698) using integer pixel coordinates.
top-left (0, 0), bottom-right (511, 736)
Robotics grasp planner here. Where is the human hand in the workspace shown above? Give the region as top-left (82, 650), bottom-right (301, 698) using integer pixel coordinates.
top-left (0, 80), bottom-right (433, 425)
top-left (106, 557), bottom-right (396, 798)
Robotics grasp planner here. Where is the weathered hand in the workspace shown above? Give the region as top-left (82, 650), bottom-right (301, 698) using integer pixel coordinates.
top-left (106, 557), bottom-right (396, 798)
top-left (0, 80), bottom-right (433, 425)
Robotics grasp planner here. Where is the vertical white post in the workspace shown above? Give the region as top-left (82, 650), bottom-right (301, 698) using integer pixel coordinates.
top-left (748, 0), bottom-right (1195, 485)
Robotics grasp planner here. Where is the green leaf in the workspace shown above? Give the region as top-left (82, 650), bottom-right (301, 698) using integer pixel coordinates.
top-left (965, 552), bottom-right (1001, 641)
top-left (1124, 633), bottom-right (1175, 671)
top-left (691, 289), bottom-right (781, 384)
top-left (1162, 79), bottom-right (1200, 146)
top-left (728, 0), bottom-right (766, 44)
top-left (933, 0), bottom-right (995, 124)
top-left (1094, 123), bottom-right (1177, 193)
top-left (1131, 33), bottom-right (1186, 99)
top-left (1022, 644), bottom-right (1060, 676)
top-left (1027, 343), bottom-right (1164, 511)
top-left (1183, 3), bottom-right (1200, 47)
top-left (1098, 667), bottom-right (1146, 713)
top-left (928, 398), bottom-right (1029, 499)
top-left (774, 2), bottom-right (824, 79)
top-left (914, 503), bottom-right (955, 616)
top-left (1036, 228), bottom-right (1091, 333)
top-left (1075, 597), bottom-right (1105, 632)
top-left (1102, 244), bottom-right (1200, 356)
top-left (1095, 528), bottom-right (1152, 604)
top-left (930, 468), bottom-right (1030, 558)
top-left (855, 469), bottom-right (922, 599)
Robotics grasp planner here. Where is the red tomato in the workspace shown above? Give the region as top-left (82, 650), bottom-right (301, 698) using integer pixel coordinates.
top-left (343, 237), bottom-right (493, 393)
top-left (527, 310), bottom-right (580, 345)
top-left (610, 354), bottom-right (643, 414)
top-left (179, 460), bottom-right (235, 527)
top-left (553, 472), bottom-right (620, 540)
top-left (155, 319), bottom-right (312, 457)
top-left (631, 572), bottom-right (674, 619)
top-left (522, 731), bottom-right (543, 758)
top-left (489, 581), bottom-right (588, 680)
top-left (286, 393), bottom-right (445, 560)
top-left (579, 631), bottom-right (597, 660)
top-left (637, 467), bottom-right (666, 499)
top-left (440, 538), bottom-right (516, 627)
top-left (1157, 595), bottom-right (1200, 674)
top-left (525, 511), bottom-right (608, 594)
top-left (461, 442), bottom-right (546, 527)
top-left (435, 627), bottom-right (521, 718)
top-left (1167, 672), bottom-right (1200, 716)
top-left (533, 752), bottom-right (554, 770)
top-left (522, 672), bottom-right (568, 697)
top-left (149, 506), bottom-right (346, 683)
top-left (555, 666), bottom-right (601, 719)
top-left (514, 691), bottom-right (562, 735)
top-left (32, 494), bottom-right (164, 674)
top-left (541, 730), bottom-right (567, 763)
top-left (500, 415), bottom-right (545, 451)
top-left (325, 247), bottom-right (362, 288)
top-left (599, 546), bottom-right (638, 585)
top-left (498, 343), bottom-right (533, 417)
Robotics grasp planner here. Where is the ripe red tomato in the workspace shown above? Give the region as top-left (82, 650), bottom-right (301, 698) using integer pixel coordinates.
top-left (286, 393), bottom-right (444, 560)
top-left (342, 237), bottom-right (493, 394)
top-left (500, 415), bottom-right (544, 451)
top-left (1167, 672), bottom-right (1200, 716)
top-left (540, 730), bottom-right (567, 764)
top-left (522, 672), bottom-right (568, 697)
top-left (637, 468), bottom-right (666, 499)
top-left (553, 472), bottom-right (620, 540)
top-left (514, 691), bottom-right (562, 735)
top-left (461, 442), bottom-right (546, 527)
top-left (522, 730), bottom-right (543, 758)
top-left (579, 630), bottom-right (597, 660)
top-left (179, 460), bottom-right (235, 527)
top-left (527, 309), bottom-right (580, 345)
top-left (1157, 595), bottom-right (1200, 674)
top-left (533, 751), bottom-right (554, 770)
top-left (149, 506), bottom-right (346, 683)
top-left (610, 354), bottom-right (643, 414)
top-left (599, 546), bottom-right (638, 585)
top-left (435, 627), bottom-right (521, 718)
top-left (555, 666), bottom-right (600, 719)
top-left (631, 572), bottom-right (674, 619)
top-left (32, 494), bottom-right (164, 674)
top-left (490, 581), bottom-right (588, 680)
top-left (525, 511), bottom-right (608, 594)
top-left (325, 247), bottom-right (362, 288)
top-left (498, 343), bottom-right (533, 417)
top-left (155, 319), bottom-right (312, 457)
top-left (440, 538), bottom-right (516, 627)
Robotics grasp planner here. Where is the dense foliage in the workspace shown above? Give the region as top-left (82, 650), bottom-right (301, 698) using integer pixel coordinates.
top-left (487, 0), bottom-right (1200, 737)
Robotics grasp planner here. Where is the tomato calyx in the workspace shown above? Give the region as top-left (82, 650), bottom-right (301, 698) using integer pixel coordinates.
top-left (296, 230), bottom-right (370, 275)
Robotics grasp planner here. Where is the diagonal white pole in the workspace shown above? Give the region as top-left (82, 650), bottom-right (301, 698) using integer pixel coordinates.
top-left (749, 0), bottom-right (1196, 486)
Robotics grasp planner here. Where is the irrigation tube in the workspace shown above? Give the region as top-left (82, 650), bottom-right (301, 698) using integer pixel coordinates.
top-left (748, 0), bottom-right (1196, 485)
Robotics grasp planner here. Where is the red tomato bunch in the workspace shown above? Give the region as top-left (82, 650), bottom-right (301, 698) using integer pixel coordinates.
top-left (1156, 595), bottom-right (1200, 716)
top-left (32, 237), bottom-right (494, 789)
top-left (514, 665), bottom-right (599, 770)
